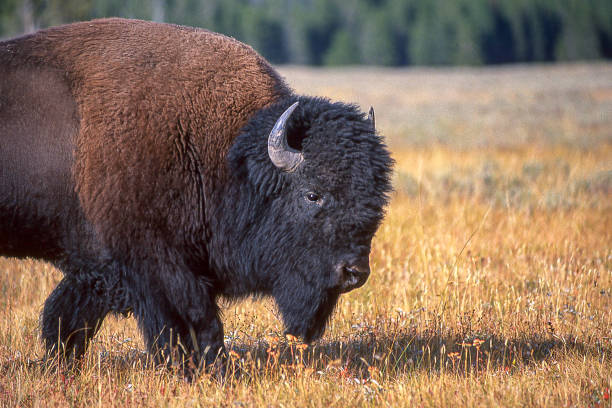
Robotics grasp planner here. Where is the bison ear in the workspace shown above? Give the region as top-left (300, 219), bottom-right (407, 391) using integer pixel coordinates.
top-left (368, 106), bottom-right (375, 132)
top-left (268, 101), bottom-right (304, 172)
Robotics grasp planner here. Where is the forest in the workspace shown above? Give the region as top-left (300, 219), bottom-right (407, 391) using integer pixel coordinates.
top-left (1, 0), bottom-right (611, 66)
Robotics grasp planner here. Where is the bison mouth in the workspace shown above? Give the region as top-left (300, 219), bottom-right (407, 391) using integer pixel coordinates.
top-left (279, 289), bottom-right (340, 343)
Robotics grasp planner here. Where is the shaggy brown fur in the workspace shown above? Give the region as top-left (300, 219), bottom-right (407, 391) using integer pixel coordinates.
top-left (3, 18), bottom-right (289, 254)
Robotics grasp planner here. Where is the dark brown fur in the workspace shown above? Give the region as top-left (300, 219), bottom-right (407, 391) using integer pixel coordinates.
top-left (2, 18), bottom-right (288, 254)
top-left (1, 18), bottom-right (290, 368)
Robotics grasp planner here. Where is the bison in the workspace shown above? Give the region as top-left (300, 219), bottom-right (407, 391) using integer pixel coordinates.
top-left (0, 18), bottom-right (392, 371)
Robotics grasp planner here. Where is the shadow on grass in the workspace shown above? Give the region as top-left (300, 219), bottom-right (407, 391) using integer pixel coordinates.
top-left (2, 329), bottom-right (609, 381)
top-left (224, 328), bottom-right (610, 379)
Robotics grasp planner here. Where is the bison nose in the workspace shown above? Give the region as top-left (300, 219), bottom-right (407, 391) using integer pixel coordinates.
top-left (339, 261), bottom-right (370, 293)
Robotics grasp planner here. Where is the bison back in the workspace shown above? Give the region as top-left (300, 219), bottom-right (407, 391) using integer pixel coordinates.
top-left (0, 18), bottom-right (289, 261)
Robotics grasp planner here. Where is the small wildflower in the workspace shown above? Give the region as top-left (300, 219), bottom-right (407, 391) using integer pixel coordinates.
top-left (473, 339), bottom-right (485, 348)
top-left (266, 336), bottom-right (280, 345)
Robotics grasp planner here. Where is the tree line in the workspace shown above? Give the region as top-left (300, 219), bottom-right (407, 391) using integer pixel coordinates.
top-left (1, 0), bottom-right (611, 66)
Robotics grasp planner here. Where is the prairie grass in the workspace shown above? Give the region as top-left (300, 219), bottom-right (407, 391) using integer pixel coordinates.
top-left (1, 64), bottom-right (611, 407)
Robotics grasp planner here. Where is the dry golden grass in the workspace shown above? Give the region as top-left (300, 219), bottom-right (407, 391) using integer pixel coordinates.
top-left (1, 64), bottom-right (611, 407)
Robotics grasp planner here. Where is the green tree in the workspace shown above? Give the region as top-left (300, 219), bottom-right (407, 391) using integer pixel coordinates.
top-left (323, 28), bottom-right (360, 65)
top-left (243, 6), bottom-right (288, 63)
top-left (0, 0), bottom-right (21, 37)
top-left (1, 0), bottom-right (611, 65)
top-left (555, 0), bottom-right (601, 60)
top-left (409, 0), bottom-right (458, 65)
top-left (288, 0), bottom-right (339, 65)
top-left (360, 9), bottom-right (399, 66)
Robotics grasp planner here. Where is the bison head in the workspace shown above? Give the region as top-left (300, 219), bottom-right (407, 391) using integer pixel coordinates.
top-left (220, 97), bottom-right (393, 342)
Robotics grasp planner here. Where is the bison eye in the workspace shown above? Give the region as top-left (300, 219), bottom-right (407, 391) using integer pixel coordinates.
top-left (306, 192), bottom-right (320, 202)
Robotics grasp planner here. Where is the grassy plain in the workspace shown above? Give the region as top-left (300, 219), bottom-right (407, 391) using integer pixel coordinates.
top-left (1, 63), bottom-right (611, 407)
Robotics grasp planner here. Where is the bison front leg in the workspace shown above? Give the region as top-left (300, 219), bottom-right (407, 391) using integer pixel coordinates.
top-left (129, 270), bottom-right (225, 375)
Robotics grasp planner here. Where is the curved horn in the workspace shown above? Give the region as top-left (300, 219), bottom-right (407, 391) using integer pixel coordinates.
top-left (368, 106), bottom-right (376, 131)
top-left (267, 101), bottom-right (303, 172)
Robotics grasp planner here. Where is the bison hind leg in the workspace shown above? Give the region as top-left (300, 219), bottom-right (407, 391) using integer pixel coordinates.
top-left (41, 271), bottom-right (131, 362)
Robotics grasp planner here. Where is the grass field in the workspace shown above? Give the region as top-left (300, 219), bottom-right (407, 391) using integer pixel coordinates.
top-left (1, 63), bottom-right (611, 407)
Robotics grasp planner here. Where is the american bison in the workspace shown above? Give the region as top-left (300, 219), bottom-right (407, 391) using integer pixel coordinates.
top-left (0, 18), bottom-right (392, 371)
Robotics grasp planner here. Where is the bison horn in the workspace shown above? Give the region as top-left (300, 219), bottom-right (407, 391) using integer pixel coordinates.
top-left (368, 106), bottom-right (376, 131)
top-left (267, 101), bottom-right (303, 172)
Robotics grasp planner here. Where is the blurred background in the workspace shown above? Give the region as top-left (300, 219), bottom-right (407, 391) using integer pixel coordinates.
top-left (0, 3), bottom-right (611, 404)
top-left (1, 0), bottom-right (609, 204)
top-left (1, 0), bottom-right (611, 66)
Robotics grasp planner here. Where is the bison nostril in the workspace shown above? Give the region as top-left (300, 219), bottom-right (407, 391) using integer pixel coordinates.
top-left (345, 264), bottom-right (369, 277)
top-left (341, 264), bottom-right (370, 292)
top-left (344, 266), bottom-right (357, 276)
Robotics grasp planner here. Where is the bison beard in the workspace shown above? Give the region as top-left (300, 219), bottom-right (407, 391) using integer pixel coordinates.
top-left (0, 19), bottom-right (393, 375)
